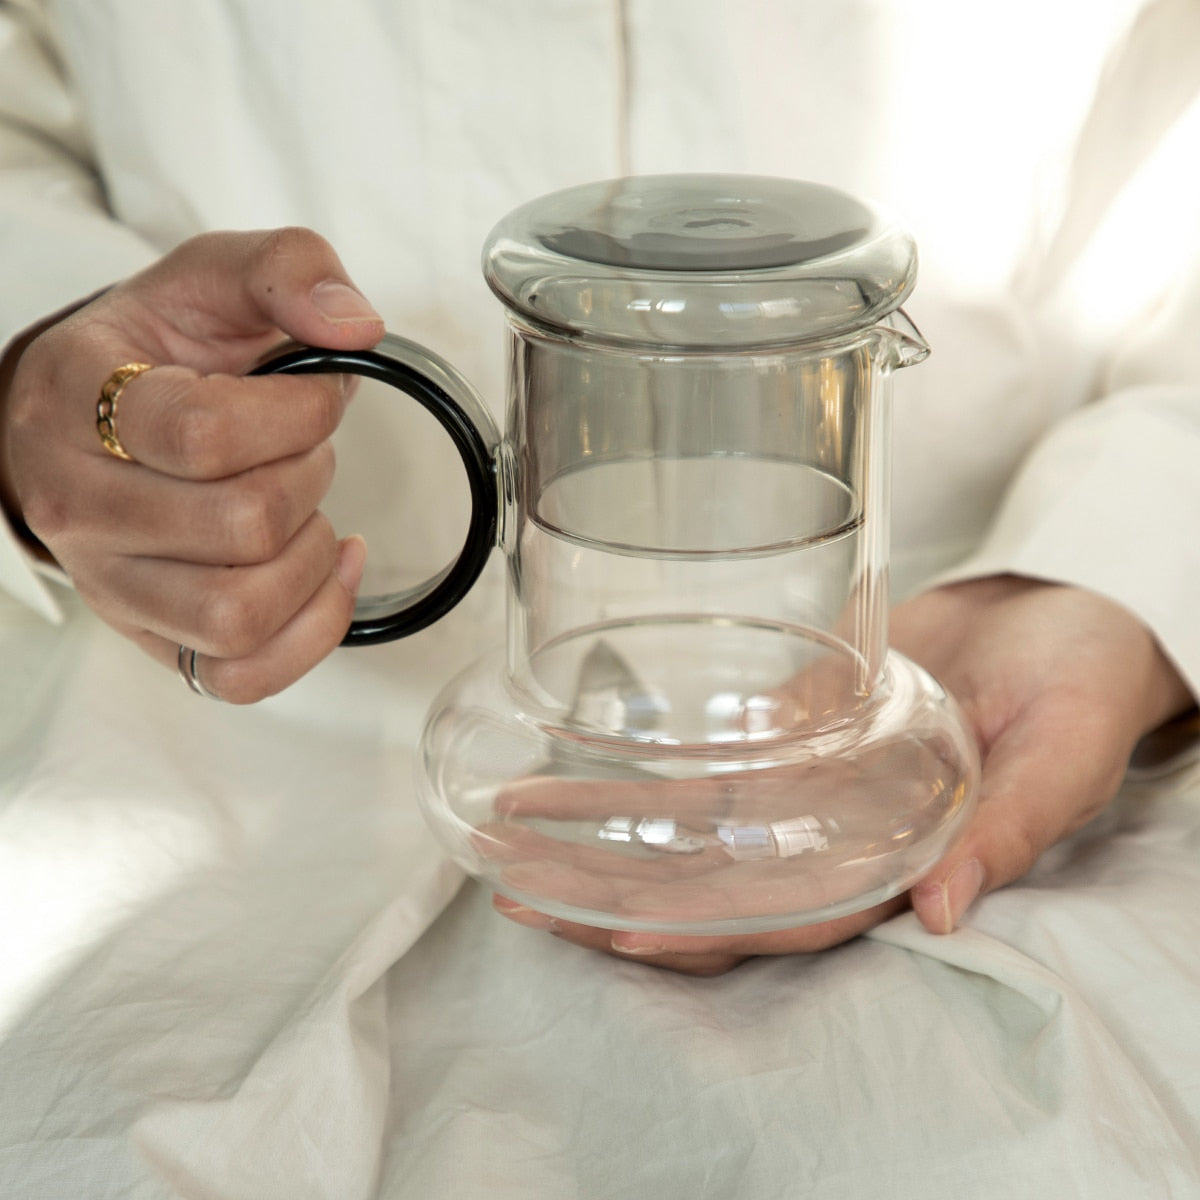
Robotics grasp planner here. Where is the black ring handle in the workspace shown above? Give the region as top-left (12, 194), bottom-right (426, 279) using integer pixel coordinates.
top-left (251, 336), bottom-right (499, 645)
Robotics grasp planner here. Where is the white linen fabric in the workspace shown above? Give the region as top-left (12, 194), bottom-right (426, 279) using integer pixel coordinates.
top-left (1, 2), bottom-right (1199, 1196)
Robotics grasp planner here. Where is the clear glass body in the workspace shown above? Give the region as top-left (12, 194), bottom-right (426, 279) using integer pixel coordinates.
top-left (416, 318), bottom-right (978, 934)
top-left (506, 325), bottom-right (888, 740)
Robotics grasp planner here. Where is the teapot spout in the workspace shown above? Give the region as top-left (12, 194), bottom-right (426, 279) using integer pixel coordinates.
top-left (880, 308), bottom-right (930, 368)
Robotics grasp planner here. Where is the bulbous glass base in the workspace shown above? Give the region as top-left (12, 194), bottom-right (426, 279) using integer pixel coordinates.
top-left (416, 639), bottom-right (979, 935)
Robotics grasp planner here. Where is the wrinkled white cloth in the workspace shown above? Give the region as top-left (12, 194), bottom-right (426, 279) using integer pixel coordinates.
top-left (2, 2), bottom-right (1200, 1196)
top-left (5, 597), bottom-right (1200, 1198)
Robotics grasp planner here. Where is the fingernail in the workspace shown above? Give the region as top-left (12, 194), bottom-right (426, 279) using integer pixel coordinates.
top-left (610, 934), bottom-right (668, 956)
top-left (492, 894), bottom-right (554, 931)
top-left (335, 534), bottom-right (367, 595)
top-left (946, 858), bottom-right (985, 929)
top-left (918, 858), bottom-right (985, 934)
top-left (312, 280), bottom-right (382, 325)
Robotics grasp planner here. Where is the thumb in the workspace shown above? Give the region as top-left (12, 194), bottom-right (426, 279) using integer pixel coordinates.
top-left (909, 704), bottom-right (1126, 934)
top-left (140, 227), bottom-right (385, 362)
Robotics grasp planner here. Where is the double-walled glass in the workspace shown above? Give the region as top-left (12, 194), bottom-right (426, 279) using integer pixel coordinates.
top-left (507, 324), bottom-right (891, 743)
top-left (418, 320), bottom-right (975, 933)
top-left (259, 175), bottom-right (979, 934)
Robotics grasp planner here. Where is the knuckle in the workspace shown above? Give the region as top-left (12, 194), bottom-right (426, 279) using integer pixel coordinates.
top-left (255, 225), bottom-right (329, 276)
top-left (221, 477), bottom-right (295, 563)
top-left (209, 655), bottom-right (289, 707)
top-left (165, 395), bottom-right (226, 477)
top-left (20, 485), bottom-right (70, 543)
top-left (11, 328), bottom-right (65, 411)
top-left (171, 230), bottom-right (229, 263)
top-left (195, 585), bottom-right (266, 660)
top-left (5, 376), bottom-right (40, 437)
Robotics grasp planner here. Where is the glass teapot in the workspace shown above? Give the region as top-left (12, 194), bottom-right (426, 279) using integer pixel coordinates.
top-left (257, 175), bottom-right (979, 935)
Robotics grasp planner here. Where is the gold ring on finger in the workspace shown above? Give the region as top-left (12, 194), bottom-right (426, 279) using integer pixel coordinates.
top-left (96, 361), bottom-right (153, 462)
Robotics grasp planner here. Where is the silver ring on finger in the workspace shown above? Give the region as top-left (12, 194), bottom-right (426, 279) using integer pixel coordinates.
top-left (178, 643), bottom-right (222, 701)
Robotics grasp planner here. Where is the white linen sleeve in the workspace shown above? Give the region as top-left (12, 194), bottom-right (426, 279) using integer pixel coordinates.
top-left (936, 253), bottom-right (1200, 700)
top-left (936, 208), bottom-right (1200, 701)
top-left (933, 383), bottom-right (1200, 701)
top-left (934, 6), bottom-right (1200, 704)
top-left (0, 0), bottom-right (158, 616)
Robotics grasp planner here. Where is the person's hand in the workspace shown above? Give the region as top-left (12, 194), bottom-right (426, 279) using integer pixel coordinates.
top-left (0, 228), bottom-right (385, 702)
top-left (493, 576), bottom-right (1194, 974)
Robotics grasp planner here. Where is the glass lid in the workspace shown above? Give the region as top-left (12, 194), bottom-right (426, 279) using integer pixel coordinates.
top-left (483, 174), bottom-right (918, 349)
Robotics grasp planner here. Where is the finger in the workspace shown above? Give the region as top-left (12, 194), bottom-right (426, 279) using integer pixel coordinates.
top-left (125, 227), bottom-right (385, 369)
top-left (610, 953), bottom-right (749, 977)
top-left (607, 896), bottom-right (906, 960)
top-left (493, 894), bottom-right (905, 976)
top-left (57, 444), bottom-right (337, 568)
top-left (910, 700), bottom-right (1129, 934)
top-left (485, 818), bottom-right (902, 932)
top-left (132, 534), bottom-right (367, 705)
top-left (91, 513), bottom-right (343, 659)
top-left (492, 896), bottom-right (749, 975)
top-left (205, 533), bottom-right (366, 703)
top-left (617, 853), bottom-right (901, 929)
top-left (87, 364), bottom-right (352, 481)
